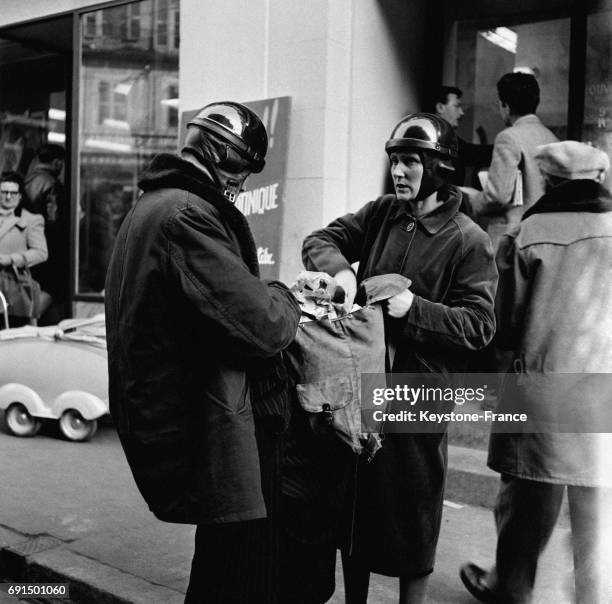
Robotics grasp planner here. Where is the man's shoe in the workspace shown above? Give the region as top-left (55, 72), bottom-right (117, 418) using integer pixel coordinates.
top-left (459, 563), bottom-right (497, 603)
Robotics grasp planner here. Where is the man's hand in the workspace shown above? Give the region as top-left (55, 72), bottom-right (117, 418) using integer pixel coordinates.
top-left (387, 288), bottom-right (414, 318)
top-left (334, 268), bottom-right (357, 312)
top-left (0, 254), bottom-right (11, 267)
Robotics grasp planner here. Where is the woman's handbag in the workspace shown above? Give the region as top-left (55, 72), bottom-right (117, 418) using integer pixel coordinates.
top-left (0, 262), bottom-right (42, 319)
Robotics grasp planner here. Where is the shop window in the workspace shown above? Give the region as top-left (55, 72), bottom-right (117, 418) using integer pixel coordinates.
top-left (0, 37), bottom-right (68, 176)
top-left (446, 18), bottom-right (570, 151)
top-left (0, 23), bottom-right (71, 315)
top-left (78, 0), bottom-right (179, 295)
top-left (584, 10), bottom-right (612, 188)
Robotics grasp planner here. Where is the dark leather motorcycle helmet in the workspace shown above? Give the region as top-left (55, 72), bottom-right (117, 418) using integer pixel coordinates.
top-left (183, 101), bottom-right (268, 174)
top-left (385, 112), bottom-right (458, 201)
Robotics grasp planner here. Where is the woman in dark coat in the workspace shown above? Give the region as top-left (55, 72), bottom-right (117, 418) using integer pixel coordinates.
top-left (302, 113), bottom-right (497, 603)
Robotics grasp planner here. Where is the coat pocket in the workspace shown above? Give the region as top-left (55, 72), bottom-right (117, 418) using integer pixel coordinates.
top-left (296, 375), bottom-right (363, 453)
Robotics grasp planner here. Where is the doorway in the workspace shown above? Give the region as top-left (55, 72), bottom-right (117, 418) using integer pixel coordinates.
top-left (0, 15), bottom-right (73, 322)
top-left (447, 17), bottom-right (570, 148)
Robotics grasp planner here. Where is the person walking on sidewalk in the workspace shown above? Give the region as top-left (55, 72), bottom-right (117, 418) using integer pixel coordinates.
top-left (303, 113), bottom-right (498, 604)
top-left (462, 72), bottom-right (558, 250)
top-left (460, 141), bottom-right (612, 604)
top-left (105, 101), bottom-right (301, 604)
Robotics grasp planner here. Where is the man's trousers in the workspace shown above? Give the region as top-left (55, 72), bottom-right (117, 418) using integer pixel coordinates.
top-left (490, 474), bottom-right (612, 604)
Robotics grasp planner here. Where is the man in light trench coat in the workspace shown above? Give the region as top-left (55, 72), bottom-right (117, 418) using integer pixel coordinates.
top-left (460, 140), bottom-right (612, 603)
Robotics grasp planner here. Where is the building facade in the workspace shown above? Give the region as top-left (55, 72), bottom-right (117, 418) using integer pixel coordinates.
top-left (0, 0), bottom-right (608, 316)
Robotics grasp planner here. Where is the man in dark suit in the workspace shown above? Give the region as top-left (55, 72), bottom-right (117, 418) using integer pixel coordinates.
top-left (435, 86), bottom-right (493, 189)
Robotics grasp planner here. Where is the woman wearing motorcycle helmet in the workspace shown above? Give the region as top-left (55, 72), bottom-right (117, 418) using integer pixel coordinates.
top-left (302, 113), bottom-right (498, 604)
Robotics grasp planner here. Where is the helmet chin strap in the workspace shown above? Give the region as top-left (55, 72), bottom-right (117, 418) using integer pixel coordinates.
top-left (415, 153), bottom-right (446, 201)
top-left (222, 178), bottom-right (241, 203)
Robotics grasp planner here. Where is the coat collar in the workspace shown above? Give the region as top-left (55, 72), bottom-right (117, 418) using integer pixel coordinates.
top-left (389, 185), bottom-right (463, 234)
top-left (139, 153), bottom-right (260, 276)
top-left (0, 212), bottom-right (25, 241)
top-left (522, 180), bottom-right (612, 220)
top-left (512, 114), bottom-right (540, 128)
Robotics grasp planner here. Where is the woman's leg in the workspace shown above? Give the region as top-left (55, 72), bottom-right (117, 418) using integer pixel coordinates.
top-left (399, 573), bottom-right (430, 604)
top-left (341, 550), bottom-right (370, 604)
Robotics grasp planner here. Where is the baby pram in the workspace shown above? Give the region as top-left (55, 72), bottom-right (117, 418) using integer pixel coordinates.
top-left (0, 289), bottom-right (8, 330)
top-left (0, 308), bottom-right (108, 442)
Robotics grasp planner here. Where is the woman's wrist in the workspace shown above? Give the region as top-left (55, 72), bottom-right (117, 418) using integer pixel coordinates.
top-left (9, 253), bottom-right (25, 267)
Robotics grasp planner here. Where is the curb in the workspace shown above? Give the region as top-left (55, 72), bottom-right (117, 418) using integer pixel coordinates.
top-left (0, 527), bottom-right (183, 604)
top-left (0, 447), bottom-right (499, 604)
top-left (446, 445), bottom-right (499, 509)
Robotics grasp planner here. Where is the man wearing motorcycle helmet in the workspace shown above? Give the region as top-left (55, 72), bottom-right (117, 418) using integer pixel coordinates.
top-left (182, 102), bottom-right (267, 202)
top-left (105, 101), bottom-right (300, 603)
top-left (302, 113), bottom-right (497, 603)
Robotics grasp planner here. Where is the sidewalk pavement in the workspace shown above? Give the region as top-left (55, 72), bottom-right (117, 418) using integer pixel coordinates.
top-left (0, 423), bottom-right (576, 604)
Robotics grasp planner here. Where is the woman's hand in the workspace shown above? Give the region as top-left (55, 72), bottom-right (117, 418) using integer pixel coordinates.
top-left (387, 288), bottom-right (414, 318)
top-left (334, 268), bottom-right (357, 312)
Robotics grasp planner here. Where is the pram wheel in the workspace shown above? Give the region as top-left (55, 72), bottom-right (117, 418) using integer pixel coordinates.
top-left (59, 409), bottom-right (98, 442)
top-left (5, 403), bottom-right (42, 437)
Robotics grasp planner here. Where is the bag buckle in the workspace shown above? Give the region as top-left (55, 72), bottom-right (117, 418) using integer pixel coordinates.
top-left (321, 403), bottom-right (334, 425)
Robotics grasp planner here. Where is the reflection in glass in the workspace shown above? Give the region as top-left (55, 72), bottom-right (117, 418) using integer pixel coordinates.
top-left (584, 11), bottom-right (612, 189)
top-left (0, 34), bottom-right (70, 317)
top-left (452, 18), bottom-right (570, 149)
top-left (78, 0), bottom-right (180, 294)
top-left (0, 39), bottom-right (66, 177)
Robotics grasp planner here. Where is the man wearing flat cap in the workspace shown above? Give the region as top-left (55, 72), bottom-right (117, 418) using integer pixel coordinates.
top-left (460, 141), bottom-right (612, 603)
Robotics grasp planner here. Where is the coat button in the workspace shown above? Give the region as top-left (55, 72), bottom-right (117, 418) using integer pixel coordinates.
top-left (406, 221), bottom-right (415, 232)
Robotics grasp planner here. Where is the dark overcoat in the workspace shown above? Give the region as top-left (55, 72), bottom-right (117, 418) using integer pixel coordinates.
top-left (105, 154), bottom-right (300, 525)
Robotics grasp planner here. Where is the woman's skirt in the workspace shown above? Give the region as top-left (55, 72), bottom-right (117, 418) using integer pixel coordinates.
top-left (347, 432), bottom-right (448, 577)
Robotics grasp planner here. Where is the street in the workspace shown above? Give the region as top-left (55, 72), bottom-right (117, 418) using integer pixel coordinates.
top-left (0, 417), bottom-right (577, 603)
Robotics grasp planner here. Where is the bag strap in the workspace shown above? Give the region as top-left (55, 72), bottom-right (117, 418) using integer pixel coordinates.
top-left (10, 260), bottom-right (20, 281)
top-left (11, 255), bottom-right (32, 279)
